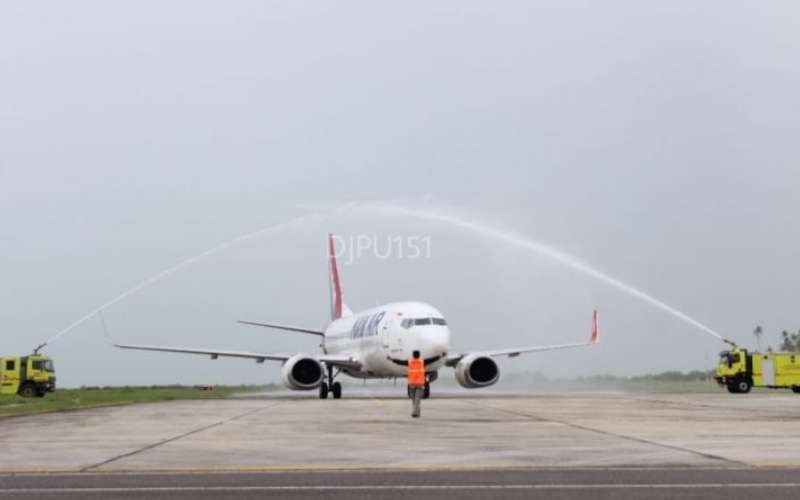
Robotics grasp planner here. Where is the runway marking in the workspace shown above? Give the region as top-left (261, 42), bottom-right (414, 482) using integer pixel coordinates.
top-left (80, 402), bottom-right (283, 472)
top-left (479, 402), bottom-right (749, 467)
top-left (0, 465), bottom-right (774, 477)
top-left (2, 483), bottom-right (800, 493)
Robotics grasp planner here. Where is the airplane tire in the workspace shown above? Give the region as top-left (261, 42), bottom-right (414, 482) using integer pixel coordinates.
top-left (319, 383), bottom-right (329, 399)
top-left (423, 382), bottom-right (430, 399)
top-left (332, 382), bottom-right (342, 399)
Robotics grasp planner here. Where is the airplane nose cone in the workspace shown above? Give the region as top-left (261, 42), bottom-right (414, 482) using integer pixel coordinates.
top-left (416, 327), bottom-right (450, 359)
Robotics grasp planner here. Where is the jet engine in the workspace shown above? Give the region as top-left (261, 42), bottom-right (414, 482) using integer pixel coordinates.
top-left (281, 354), bottom-right (324, 390)
top-left (454, 354), bottom-right (500, 388)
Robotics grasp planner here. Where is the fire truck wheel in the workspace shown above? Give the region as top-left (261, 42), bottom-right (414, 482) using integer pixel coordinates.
top-left (792, 386), bottom-right (800, 394)
top-left (726, 384), bottom-right (739, 394)
top-left (736, 378), bottom-right (752, 394)
top-left (18, 383), bottom-right (37, 398)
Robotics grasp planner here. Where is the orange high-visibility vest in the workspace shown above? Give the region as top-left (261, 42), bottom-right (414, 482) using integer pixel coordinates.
top-left (407, 358), bottom-right (426, 387)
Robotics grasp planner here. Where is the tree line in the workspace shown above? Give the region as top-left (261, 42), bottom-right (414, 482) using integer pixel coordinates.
top-left (752, 325), bottom-right (800, 352)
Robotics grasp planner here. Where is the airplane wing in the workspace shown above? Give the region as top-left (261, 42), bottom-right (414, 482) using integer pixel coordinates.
top-left (113, 343), bottom-right (292, 362)
top-left (445, 310), bottom-right (600, 367)
top-left (113, 343), bottom-right (360, 368)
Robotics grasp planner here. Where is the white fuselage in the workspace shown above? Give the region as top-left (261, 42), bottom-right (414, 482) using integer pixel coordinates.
top-left (322, 301), bottom-right (450, 378)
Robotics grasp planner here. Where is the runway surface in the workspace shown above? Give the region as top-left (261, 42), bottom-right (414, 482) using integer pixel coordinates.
top-left (3, 468), bottom-right (800, 499)
top-left (2, 391), bottom-right (800, 498)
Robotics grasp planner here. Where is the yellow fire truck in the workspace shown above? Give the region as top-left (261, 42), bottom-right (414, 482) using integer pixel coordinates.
top-left (0, 355), bottom-right (56, 397)
top-left (715, 344), bottom-right (800, 394)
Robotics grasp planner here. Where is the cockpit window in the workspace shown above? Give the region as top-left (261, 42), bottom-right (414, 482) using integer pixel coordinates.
top-left (719, 351), bottom-right (740, 366)
top-left (400, 318), bottom-right (447, 329)
top-left (402, 317), bottom-right (447, 328)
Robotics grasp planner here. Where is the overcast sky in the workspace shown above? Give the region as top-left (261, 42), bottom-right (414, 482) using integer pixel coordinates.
top-left (2, 1), bottom-right (799, 387)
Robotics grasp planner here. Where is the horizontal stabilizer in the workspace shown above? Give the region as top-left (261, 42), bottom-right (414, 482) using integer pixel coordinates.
top-left (237, 320), bottom-right (325, 336)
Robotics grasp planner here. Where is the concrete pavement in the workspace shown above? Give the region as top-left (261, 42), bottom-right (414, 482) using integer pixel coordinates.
top-left (3, 391), bottom-right (800, 472)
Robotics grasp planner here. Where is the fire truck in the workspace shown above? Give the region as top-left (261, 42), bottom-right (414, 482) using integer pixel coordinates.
top-left (715, 344), bottom-right (800, 394)
top-left (0, 355), bottom-right (56, 397)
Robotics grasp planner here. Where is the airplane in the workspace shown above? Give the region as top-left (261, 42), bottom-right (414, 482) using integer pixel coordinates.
top-left (114, 234), bottom-right (600, 399)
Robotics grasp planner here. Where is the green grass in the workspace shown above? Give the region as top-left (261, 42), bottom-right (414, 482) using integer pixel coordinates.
top-left (494, 370), bottom-right (727, 394)
top-left (0, 385), bottom-right (274, 418)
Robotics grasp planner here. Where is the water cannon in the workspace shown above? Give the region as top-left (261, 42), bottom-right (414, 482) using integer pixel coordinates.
top-left (32, 342), bottom-right (48, 355)
top-left (722, 338), bottom-right (739, 349)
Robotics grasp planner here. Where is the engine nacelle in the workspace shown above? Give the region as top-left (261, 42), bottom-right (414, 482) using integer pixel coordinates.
top-left (281, 354), bottom-right (324, 390)
top-left (454, 354), bottom-right (500, 388)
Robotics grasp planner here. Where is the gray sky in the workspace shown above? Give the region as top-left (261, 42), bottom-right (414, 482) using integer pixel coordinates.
top-left (2, 1), bottom-right (799, 387)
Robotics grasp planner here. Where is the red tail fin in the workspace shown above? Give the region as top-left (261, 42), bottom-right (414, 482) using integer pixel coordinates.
top-left (590, 310), bottom-right (600, 343)
top-left (328, 234), bottom-right (343, 320)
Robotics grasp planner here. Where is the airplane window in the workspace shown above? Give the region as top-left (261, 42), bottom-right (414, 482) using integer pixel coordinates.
top-left (414, 318), bottom-right (432, 326)
top-left (401, 318), bottom-right (412, 329)
top-left (432, 318), bottom-right (447, 326)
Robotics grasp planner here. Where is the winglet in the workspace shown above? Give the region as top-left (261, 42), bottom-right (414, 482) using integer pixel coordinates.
top-left (590, 310), bottom-right (600, 344)
top-left (99, 310), bottom-right (113, 342)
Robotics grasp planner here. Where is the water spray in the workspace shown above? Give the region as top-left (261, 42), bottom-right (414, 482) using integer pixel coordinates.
top-left (33, 209), bottom-right (329, 353)
top-left (33, 200), bottom-right (729, 353)
top-left (350, 202), bottom-right (727, 343)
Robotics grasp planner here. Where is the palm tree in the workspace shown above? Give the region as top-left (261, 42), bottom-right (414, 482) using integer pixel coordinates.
top-left (753, 325), bottom-right (763, 351)
top-left (781, 330), bottom-right (793, 351)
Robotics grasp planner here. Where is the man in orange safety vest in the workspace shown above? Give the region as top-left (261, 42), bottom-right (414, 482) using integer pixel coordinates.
top-left (408, 350), bottom-right (426, 418)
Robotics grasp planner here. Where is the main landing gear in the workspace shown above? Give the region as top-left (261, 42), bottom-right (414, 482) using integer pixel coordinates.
top-left (319, 365), bottom-right (342, 399)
